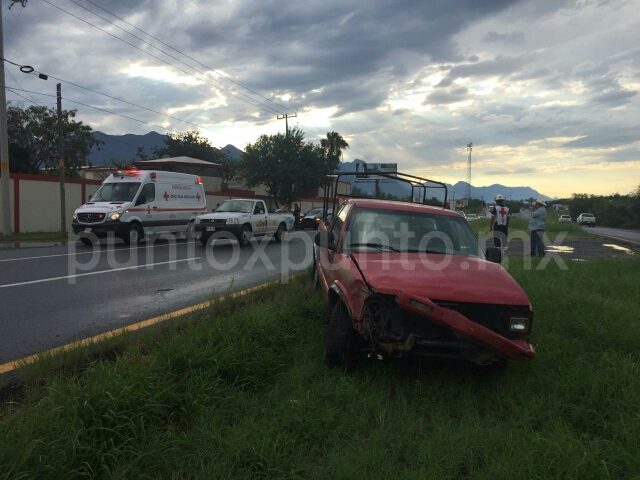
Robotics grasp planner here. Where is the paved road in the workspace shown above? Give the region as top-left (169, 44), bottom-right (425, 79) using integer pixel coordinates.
top-left (584, 226), bottom-right (640, 245)
top-left (0, 231), bottom-right (316, 365)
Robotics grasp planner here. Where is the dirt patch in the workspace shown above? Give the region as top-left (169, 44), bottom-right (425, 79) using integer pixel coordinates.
top-left (485, 236), bottom-right (638, 261)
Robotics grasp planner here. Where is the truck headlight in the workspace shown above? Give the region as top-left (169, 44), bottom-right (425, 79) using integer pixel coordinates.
top-left (226, 218), bottom-right (239, 225)
top-left (72, 214), bottom-right (77, 221)
top-left (509, 317), bottom-right (529, 332)
top-left (109, 212), bottom-right (121, 221)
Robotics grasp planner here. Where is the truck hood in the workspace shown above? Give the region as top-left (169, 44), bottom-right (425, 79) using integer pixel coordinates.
top-left (198, 212), bottom-right (251, 219)
top-left (350, 253), bottom-right (530, 306)
top-left (75, 201), bottom-right (131, 213)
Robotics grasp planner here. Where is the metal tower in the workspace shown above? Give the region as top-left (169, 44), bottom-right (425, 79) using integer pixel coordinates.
top-left (465, 142), bottom-right (472, 207)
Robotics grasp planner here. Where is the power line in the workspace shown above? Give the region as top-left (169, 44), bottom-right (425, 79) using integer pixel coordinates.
top-left (78, 0), bottom-right (296, 115)
top-left (4, 66), bottom-right (42, 105)
top-left (42, 0), bottom-right (282, 118)
top-left (4, 86), bottom-right (189, 136)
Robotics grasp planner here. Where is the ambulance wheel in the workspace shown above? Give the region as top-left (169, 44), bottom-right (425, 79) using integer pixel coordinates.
top-left (124, 223), bottom-right (143, 246)
top-left (200, 234), bottom-right (211, 246)
top-left (239, 225), bottom-right (251, 247)
top-left (274, 223), bottom-right (286, 242)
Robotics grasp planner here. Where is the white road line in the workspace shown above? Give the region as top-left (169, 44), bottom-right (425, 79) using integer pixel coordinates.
top-left (0, 242), bottom-right (176, 263)
top-left (0, 257), bottom-right (202, 289)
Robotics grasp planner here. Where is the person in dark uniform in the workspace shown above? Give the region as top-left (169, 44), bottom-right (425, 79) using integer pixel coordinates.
top-left (489, 194), bottom-right (509, 248)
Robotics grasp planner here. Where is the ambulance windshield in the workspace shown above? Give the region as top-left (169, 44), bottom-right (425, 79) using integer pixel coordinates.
top-left (92, 183), bottom-right (141, 203)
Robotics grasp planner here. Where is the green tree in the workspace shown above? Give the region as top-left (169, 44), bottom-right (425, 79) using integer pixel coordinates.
top-left (151, 131), bottom-right (235, 180)
top-left (7, 104), bottom-right (102, 174)
top-left (241, 127), bottom-right (338, 207)
top-left (320, 131), bottom-right (349, 164)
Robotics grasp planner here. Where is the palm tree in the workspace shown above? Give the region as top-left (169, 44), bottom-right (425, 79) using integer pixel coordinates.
top-left (321, 131), bottom-right (349, 163)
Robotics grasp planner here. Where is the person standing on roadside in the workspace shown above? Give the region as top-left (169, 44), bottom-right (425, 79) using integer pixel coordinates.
top-left (528, 199), bottom-right (547, 257)
top-left (293, 203), bottom-right (300, 219)
top-left (490, 194), bottom-right (509, 249)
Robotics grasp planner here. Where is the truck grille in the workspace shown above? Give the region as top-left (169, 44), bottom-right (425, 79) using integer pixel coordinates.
top-left (433, 301), bottom-right (529, 340)
top-left (77, 213), bottom-right (106, 224)
top-left (200, 218), bottom-right (227, 225)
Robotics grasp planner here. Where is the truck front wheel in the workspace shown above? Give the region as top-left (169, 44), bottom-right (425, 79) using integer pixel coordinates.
top-left (239, 225), bottom-right (251, 247)
top-left (326, 302), bottom-right (355, 369)
top-left (274, 223), bottom-right (286, 242)
top-left (200, 234), bottom-right (211, 246)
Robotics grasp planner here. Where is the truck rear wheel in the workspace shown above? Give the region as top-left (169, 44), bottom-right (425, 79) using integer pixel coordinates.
top-left (239, 225), bottom-right (251, 247)
top-left (326, 302), bottom-right (355, 369)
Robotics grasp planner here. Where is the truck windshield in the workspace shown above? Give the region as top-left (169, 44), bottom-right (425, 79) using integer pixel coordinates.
top-left (216, 200), bottom-right (254, 213)
top-left (345, 207), bottom-right (482, 258)
top-left (91, 183), bottom-right (141, 203)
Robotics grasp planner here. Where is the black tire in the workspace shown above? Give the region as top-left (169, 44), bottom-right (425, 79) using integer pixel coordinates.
top-left (274, 223), bottom-right (286, 242)
top-left (200, 234), bottom-right (211, 246)
top-left (80, 237), bottom-right (93, 246)
top-left (239, 225), bottom-right (251, 247)
top-left (123, 223), bottom-right (143, 246)
top-left (326, 302), bottom-right (355, 368)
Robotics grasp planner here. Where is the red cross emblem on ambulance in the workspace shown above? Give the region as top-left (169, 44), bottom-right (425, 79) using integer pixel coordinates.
top-left (146, 205), bottom-right (152, 215)
top-left (196, 193), bottom-right (201, 202)
top-left (163, 191), bottom-right (169, 201)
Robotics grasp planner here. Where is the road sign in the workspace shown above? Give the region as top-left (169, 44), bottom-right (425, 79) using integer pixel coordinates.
top-left (354, 162), bottom-right (397, 182)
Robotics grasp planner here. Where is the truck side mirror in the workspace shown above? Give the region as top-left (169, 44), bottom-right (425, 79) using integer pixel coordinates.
top-left (315, 230), bottom-right (337, 251)
top-left (486, 247), bottom-right (503, 264)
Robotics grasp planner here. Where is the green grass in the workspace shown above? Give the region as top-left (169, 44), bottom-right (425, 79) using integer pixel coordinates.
top-left (469, 215), bottom-right (589, 239)
top-left (2, 259), bottom-right (640, 479)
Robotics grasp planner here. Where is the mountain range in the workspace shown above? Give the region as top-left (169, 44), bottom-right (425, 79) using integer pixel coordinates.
top-left (87, 131), bottom-right (552, 201)
top-left (336, 159), bottom-right (553, 202)
top-left (87, 131), bottom-right (243, 166)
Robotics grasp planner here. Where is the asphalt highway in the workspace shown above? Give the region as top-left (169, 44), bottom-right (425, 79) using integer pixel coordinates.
top-left (0, 230), bottom-right (316, 365)
top-left (584, 226), bottom-right (640, 245)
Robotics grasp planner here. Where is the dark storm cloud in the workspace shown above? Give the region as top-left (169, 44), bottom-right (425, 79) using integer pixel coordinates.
top-left (436, 55), bottom-right (532, 87)
top-left (423, 86), bottom-right (469, 105)
top-left (482, 31), bottom-right (525, 45)
top-left (561, 128), bottom-right (639, 149)
top-left (591, 89), bottom-right (637, 106)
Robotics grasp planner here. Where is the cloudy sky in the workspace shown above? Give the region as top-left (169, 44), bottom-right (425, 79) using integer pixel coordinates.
top-left (4, 0), bottom-right (639, 198)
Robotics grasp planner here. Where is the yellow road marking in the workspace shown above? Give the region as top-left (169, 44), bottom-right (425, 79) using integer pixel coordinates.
top-left (0, 278), bottom-right (285, 375)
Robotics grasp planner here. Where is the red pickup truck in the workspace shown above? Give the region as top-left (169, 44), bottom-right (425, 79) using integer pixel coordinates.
top-left (313, 179), bottom-right (536, 369)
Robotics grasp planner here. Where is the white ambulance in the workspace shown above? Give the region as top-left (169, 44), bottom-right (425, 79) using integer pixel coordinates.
top-left (72, 169), bottom-right (206, 246)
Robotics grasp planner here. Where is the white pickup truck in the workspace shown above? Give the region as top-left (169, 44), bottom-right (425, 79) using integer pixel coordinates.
top-left (195, 198), bottom-right (295, 246)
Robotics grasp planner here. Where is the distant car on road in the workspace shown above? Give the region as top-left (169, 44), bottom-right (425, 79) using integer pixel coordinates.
top-left (466, 213), bottom-right (477, 221)
top-left (299, 208), bottom-right (332, 230)
top-left (559, 215), bottom-right (572, 223)
top-left (577, 213), bottom-right (596, 227)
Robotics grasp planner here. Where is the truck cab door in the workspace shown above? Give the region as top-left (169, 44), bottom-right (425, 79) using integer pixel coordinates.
top-left (253, 201), bottom-right (269, 234)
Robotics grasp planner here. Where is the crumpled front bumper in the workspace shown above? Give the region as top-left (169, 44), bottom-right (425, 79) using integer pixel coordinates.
top-left (395, 291), bottom-right (536, 362)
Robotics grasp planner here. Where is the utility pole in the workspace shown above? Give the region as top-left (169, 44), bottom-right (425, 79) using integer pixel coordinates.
top-left (276, 113), bottom-right (297, 137)
top-left (0, 4), bottom-right (12, 236)
top-left (57, 83), bottom-right (66, 239)
top-left (466, 142), bottom-right (472, 208)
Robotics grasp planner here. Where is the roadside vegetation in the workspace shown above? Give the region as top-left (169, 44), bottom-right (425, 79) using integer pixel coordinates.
top-left (564, 186), bottom-right (640, 229)
top-left (469, 214), bottom-right (589, 239)
top-left (2, 258), bottom-right (639, 479)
